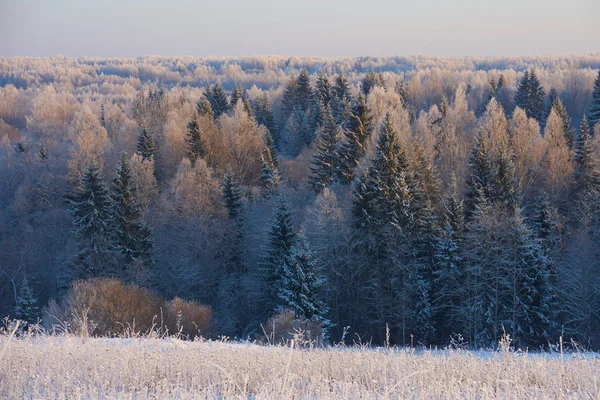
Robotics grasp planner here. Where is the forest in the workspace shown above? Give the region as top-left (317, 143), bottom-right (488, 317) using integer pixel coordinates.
top-left (1, 54), bottom-right (600, 349)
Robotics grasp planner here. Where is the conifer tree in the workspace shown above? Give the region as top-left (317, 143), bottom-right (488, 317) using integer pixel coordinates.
top-left (262, 197), bottom-right (297, 315)
top-left (309, 113), bottom-right (340, 192)
top-left (515, 69), bottom-right (546, 125)
top-left (210, 82), bottom-right (230, 119)
top-left (230, 84), bottom-right (243, 107)
top-left (222, 168), bottom-right (243, 220)
top-left (296, 68), bottom-right (313, 112)
top-left (282, 73), bottom-right (298, 117)
top-left (395, 77), bottom-right (410, 108)
top-left (315, 72), bottom-right (332, 109)
top-left (552, 99), bottom-right (576, 150)
top-left (260, 131), bottom-right (281, 196)
top-left (67, 161), bottom-right (115, 279)
top-left (464, 131), bottom-right (494, 218)
top-left (112, 153), bottom-right (153, 276)
top-left (254, 94), bottom-right (277, 145)
top-left (588, 70), bottom-right (600, 131)
top-left (492, 143), bottom-right (518, 209)
top-left (186, 116), bottom-right (205, 167)
top-left (337, 93), bottom-right (373, 183)
top-left (99, 103), bottom-right (106, 128)
top-left (278, 231), bottom-right (329, 323)
top-left (332, 71), bottom-right (352, 125)
top-left (137, 127), bottom-right (155, 161)
top-left (196, 97), bottom-right (215, 120)
top-left (361, 71), bottom-right (380, 96)
top-left (14, 277), bottom-right (39, 324)
top-left (574, 116), bottom-right (600, 194)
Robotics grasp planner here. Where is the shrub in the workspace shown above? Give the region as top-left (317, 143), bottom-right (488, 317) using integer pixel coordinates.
top-left (262, 309), bottom-right (323, 346)
top-left (162, 297), bottom-right (213, 339)
top-left (43, 278), bottom-right (162, 337)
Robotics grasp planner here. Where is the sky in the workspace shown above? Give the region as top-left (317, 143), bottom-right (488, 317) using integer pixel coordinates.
top-left (1, 0), bottom-right (599, 57)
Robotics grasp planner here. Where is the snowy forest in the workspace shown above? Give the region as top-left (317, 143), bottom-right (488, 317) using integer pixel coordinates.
top-left (1, 54), bottom-right (600, 350)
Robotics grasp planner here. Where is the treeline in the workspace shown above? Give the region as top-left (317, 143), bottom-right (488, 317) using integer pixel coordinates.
top-left (1, 57), bottom-right (600, 349)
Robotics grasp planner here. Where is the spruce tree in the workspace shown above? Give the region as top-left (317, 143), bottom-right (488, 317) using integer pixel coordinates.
top-left (588, 70), bottom-right (600, 132)
top-left (337, 93), bottom-right (373, 184)
top-left (492, 143), bottom-right (518, 210)
top-left (67, 161), bottom-right (114, 279)
top-left (186, 116), bottom-right (205, 167)
top-left (574, 116), bottom-right (600, 194)
top-left (254, 95), bottom-right (277, 145)
top-left (260, 131), bottom-right (281, 196)
top-left (112, 153), bottom-right (153, 276)
top-left (222, 168), bottom-right (243, 220)
top-left (230, 84), bottom-right (243, 107)
top-left (262, 197), bottom-right (297, 316)
top-left (515, 69), bottom-right (546, 125)
top-left (464, 131), bottom-right (494, 218)
top-left (137, 127), bottom-right (155, 161)
top-left (315, 72), bottom-right (332, 109)
top-left (296, 68), bottom-right (313, 112)
top-left (309, 113), bottom-right (340, 192)
top-left (196, 97), bottom-right (215, 119)
top-left (14, 277), bottom-right (40, 324)
top-left (282, 73), bottom-right (298, 117)
top-left (332, 71), bottom-right (352, 125)
top-left (552, 99), bottom-right (575, 150)
top-left (210, 82), bottom-right (230, 119)
top-left (278, 231), bottom-right (329, 323)
top-left (361, 71), bottom-right (384, 96)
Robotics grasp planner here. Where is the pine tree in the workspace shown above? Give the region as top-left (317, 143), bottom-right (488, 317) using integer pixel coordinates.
top-left (112, 153), bottom-right (153, 276)
top-left (574, 116), bottom-right (600, 194)
top-left (309, 113), bottom-right (340, 192)
top-left (210, 82), bottom-right (230, 119)
top-left (186, 117), bottom-right (205, 167)
top-left (337, 93), bottom-right (373, 184)
top-left (67, 161), bottom-right (115, 279)
top-left (464, 131), bottom-right (494, 218)
top-left (14, 277), bottom-right (39, 324)
top-left (588, 70), bottom-right (600, 132)
top-left (278, 231), bottom-right (329, 323)
top-left (137, 127), bottom-right (155, 161)
top-left (262, 197), bottom-right (297, 316)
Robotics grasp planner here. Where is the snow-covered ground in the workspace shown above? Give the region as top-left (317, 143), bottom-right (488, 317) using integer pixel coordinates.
top-left (1, 335), bottom-right (598, 399)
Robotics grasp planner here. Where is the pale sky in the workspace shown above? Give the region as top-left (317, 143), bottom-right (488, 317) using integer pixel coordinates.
top-left (1, 0), bottom-right (599, 57)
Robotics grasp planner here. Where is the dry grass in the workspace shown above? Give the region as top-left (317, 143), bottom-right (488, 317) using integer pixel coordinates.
top-left (1, 330), bottom-right (599, 399)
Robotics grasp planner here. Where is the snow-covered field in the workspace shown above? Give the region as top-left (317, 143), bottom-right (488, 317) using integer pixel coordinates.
top-left (1, 335), bottom-right (599, 399)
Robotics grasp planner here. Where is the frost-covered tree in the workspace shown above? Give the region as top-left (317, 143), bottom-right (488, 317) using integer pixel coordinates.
top-left (137, 127), bottom-right (155, 161)
top-left (260, 131), bottom-right (280, 196)
top-left (196, 96), bottom-right (215, 120)
top-left (295, 68), bottom-right (313, 112)
top-left (515, 69), bottom-right (546, 125)
top-left (552, 99), bottom-right (576, 150)
top-left (230, 85), bottom-right (243, 108)
top-left (278, 231), bottom-right (328, 324)
top-left (574, 116), bottom-right (600, 195)
top-left (14, 277), bottom-right (39, 323)
top-left (67, 161), bottom-right (115, 279)
top-left (337, 93), bottom-right (373, 184)
top-left (112, 153), bottom-right (154, 279)
top-left (464, 132), bottom-right (494, 218)
top-left (222, 168), bottom-right (243, 221)
top-left (309, 113), bottom-right (340, 192)
top-left (262, 197), bottom-right (297, 316)
top-left (208, 82), bottom-right (230, 119)
top-left (315, 72), bottom-right (332, 110)
top-left (254, 94), bottom-right (278, 146)
top-left (186, 116), bottom-right (205, 167)
top-left (332, 71), bottom-right (352, 125)
top-left (587, 70), bottom-right (600, 131)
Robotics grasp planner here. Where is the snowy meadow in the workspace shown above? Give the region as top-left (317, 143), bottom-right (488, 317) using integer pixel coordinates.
top-left (1, 331), bottom-right (599, 399)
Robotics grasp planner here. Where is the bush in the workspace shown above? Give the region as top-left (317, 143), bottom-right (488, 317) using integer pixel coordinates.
top-left (43, 278), bottom-right (161, 337)
top-left (262, 309), bottom-right (323, 346)
top-left (162, 297), bottom-right (213, 339)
